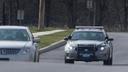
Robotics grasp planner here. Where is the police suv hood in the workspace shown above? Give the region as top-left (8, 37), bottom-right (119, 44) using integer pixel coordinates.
top-left (66, 40), bottom-right (104, 47)
top-left (0, 41), bottom-right (33, 48)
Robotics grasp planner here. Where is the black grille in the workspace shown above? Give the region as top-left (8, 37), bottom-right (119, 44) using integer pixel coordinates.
top-left (0, 48), bottom-right (21, 55)
top-left (77, 44), bottom-right (96, 53)
top-left (76, 44), bottom-right (97, 61)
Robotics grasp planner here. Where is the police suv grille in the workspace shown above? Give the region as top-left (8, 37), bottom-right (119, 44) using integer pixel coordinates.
top-left (77, 44), bottom-right (96, 53)
top-left (0, 48), bottom-right (21, 55)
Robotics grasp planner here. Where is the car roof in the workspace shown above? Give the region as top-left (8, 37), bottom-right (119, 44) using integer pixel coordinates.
top-left (0, 26), bottom-right (28, 29)
top-left (74, 29), bottom-right (105, 32)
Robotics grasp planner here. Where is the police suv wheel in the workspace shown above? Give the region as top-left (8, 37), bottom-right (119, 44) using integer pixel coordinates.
top-left (65, 59), bottom-right (74, 64)
top-left (65, 55), bottom-right (74, 64)
top-left (103, 57), bottom-right (112, 65)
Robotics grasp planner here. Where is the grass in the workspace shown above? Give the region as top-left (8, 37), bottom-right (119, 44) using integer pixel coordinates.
top-left (29, 26), bottom-right (61, 33)
top-left (38, 29), bottom-right (73, 48)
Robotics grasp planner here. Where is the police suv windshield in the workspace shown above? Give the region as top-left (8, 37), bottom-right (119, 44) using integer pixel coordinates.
top-left (71, 31), bottom-right (105, 41)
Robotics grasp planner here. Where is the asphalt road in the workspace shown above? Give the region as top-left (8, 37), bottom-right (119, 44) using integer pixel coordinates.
top-left (0, 32), bottom-right (128, 72)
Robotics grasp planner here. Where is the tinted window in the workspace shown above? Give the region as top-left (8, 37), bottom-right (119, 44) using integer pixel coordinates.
top-left (71, 31), bottom-right (105, 41)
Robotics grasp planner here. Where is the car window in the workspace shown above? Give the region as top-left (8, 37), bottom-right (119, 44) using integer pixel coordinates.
top-left (0, 29), bottom-right (30, 41)
top-left (71, 31), bottom-right (105, 41)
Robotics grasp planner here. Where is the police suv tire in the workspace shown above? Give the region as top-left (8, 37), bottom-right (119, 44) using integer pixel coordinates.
top-left (65, 56), bottom-right (74, 64)
top-left (64, 53), bottom-right (74, 64)
top-left (65, 59), bottom-right (74, 64)
top-left (103, 57), bottom-right (112, 65)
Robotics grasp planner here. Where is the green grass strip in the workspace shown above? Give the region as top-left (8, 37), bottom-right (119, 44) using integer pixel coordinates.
top-left (38, 29), bottom-right (73, 48)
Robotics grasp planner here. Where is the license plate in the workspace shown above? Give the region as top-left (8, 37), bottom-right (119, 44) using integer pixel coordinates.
top-left (82, 54), bottom-right (92, 57)
top-left (82, 53), bottom-right (93, 57)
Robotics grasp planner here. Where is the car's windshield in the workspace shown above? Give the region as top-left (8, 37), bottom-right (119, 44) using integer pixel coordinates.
top-left (71, 31), bottom-right (105, 41)
top-left (0, 29), bottom-right (30, 41)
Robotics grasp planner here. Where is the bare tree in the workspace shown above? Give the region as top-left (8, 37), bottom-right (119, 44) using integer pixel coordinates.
top-left (124, 0), bottom-right (128, 31)
top-left (38, 0), bottom-right (45, 30)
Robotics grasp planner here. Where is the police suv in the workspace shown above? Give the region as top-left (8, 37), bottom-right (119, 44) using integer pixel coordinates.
top-left (64, 26), bottom-right (114, 65)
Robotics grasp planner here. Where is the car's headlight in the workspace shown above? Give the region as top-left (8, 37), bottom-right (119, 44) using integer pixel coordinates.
top-left (68, 46), bottom-right (73, 50)
top-left (100, 47), bottom-right (105, 51)
top-left (65, 45), bottom-right (75, 52)
top-left (21, 48), bottom-right (30, 55)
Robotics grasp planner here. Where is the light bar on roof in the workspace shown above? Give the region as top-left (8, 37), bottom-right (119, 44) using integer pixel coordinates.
top-left (75, 26), bottom-right (104, 29)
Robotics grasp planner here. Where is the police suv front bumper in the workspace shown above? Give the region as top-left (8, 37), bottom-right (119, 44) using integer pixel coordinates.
top-left (65, 49), bottom-right (109, 62)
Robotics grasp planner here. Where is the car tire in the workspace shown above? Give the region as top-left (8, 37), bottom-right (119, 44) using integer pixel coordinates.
top-left (65, 59), bottom-right (74, 64)
top-left (103, 48), bottom-right (113, 65)
top-left (64, 53), bottom-right (75, 64)
top-left (103, 57), bottom-right (112, 65)
top-left (65, 56), bottom-right (74, 64)
top-left (34, 51), bottom-right (39, 62)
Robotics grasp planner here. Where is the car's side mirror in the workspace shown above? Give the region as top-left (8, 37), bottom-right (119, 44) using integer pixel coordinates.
top-left (64, 36), bottom-right (72, 41)
top-left (105, 37), bottom-right (114, 41)
top-left (64, 37), bottom-right (68, 41)
top-left (105, 37), bottom-right (109, 40)
top-left (33, 37), bottom-right (40, 43)
top-left (108, 38), bottom-right (114, 41)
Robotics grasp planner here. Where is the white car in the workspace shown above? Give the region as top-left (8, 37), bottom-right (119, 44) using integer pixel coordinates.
top-left (0, 26), bottom-right (39, 62)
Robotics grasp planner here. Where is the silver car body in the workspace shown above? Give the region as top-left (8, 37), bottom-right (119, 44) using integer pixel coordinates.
top-left (64, 26), bottom-right (113, 62)
top-left (0, 26), bottom-right (38, 62)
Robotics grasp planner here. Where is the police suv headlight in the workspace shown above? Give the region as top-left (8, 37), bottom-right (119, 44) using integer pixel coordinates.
top-left (20, 48), bottom-right (30, 55)
top-left (100, 47), bottom-right (105, 51)
top-left (65, 46), bottom-right (74, 53)
top-left (65, 45), bottom-right (75, 53)
top-left (68, 46), bottom-right (73, 50)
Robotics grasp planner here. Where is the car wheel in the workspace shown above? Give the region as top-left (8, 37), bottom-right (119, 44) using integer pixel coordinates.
top-left (65, 59), bottom-right (74, 64)
top-left (34, 51), bottom-right (39, 62)
top-left (65, 56), bottom-right (74, 64)
top-left (103, 57), bottom-right (112, 65)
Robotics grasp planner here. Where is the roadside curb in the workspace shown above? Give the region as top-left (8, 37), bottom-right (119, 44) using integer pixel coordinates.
top-left (39, 40), bottom-right (66, 54)
top-left (33, 30), bottom-right (65, 37)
